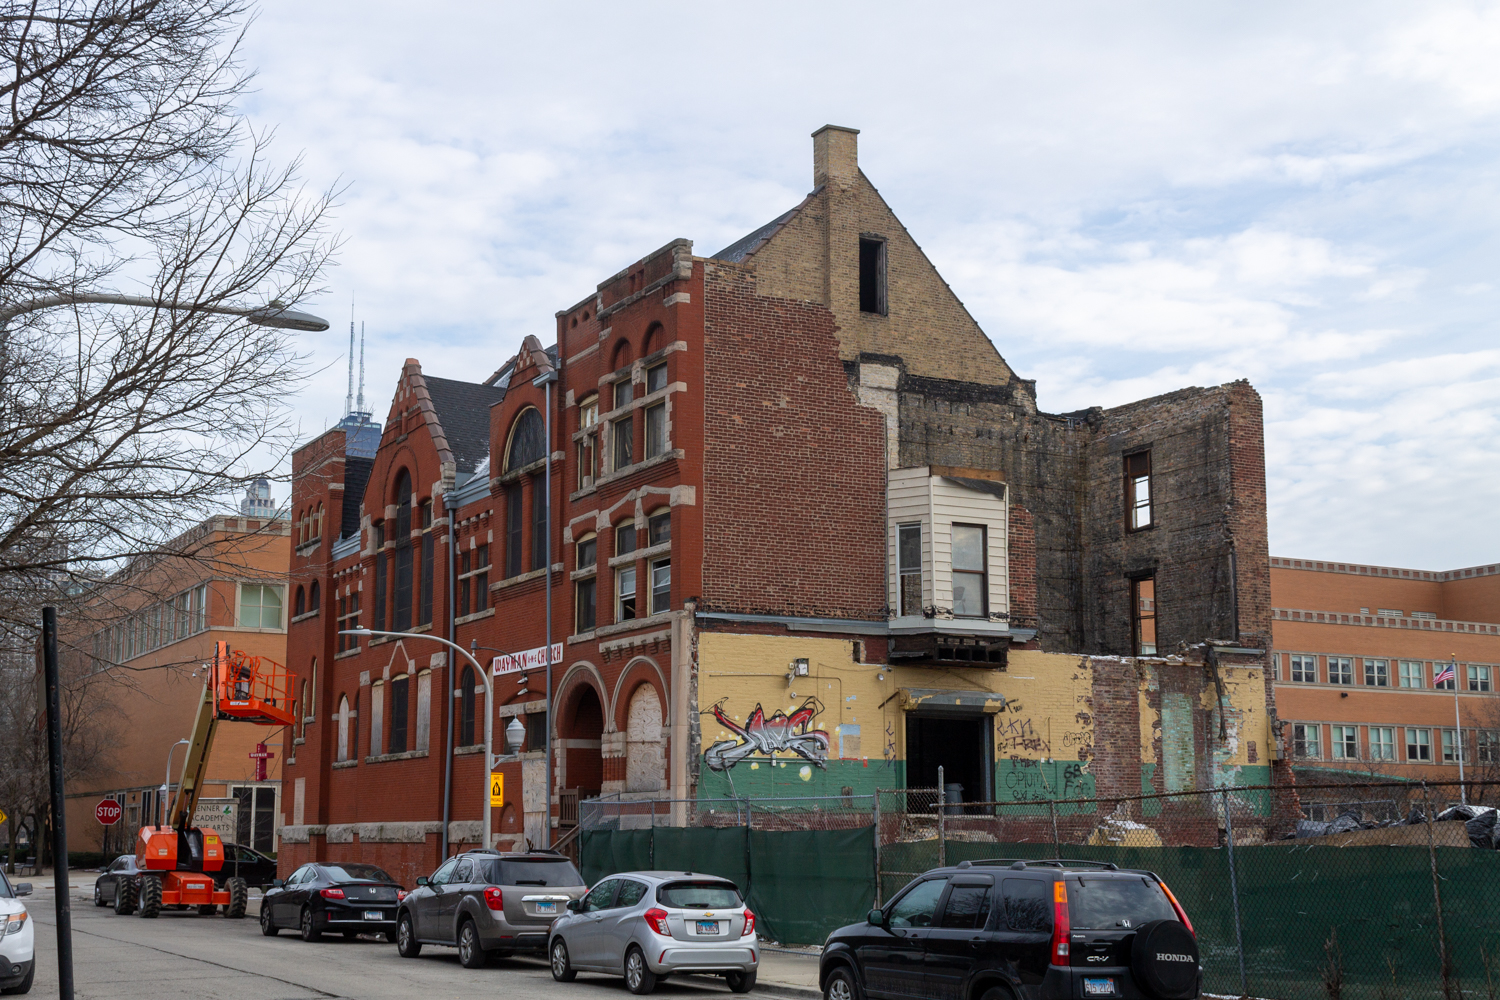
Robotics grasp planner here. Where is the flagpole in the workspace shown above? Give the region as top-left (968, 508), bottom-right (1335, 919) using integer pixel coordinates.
top-left (1452, 654), bottom-right (1465, 805)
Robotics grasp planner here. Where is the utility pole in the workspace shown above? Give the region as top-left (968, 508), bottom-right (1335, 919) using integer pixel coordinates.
top-left (41, 608), bottom-right (74, 1000)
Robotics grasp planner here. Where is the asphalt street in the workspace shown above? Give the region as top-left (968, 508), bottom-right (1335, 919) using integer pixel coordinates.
top-left (23, 884), bottom-right (820, 1000)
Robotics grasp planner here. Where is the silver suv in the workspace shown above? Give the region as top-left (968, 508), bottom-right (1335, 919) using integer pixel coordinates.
top-left (395, 850), bottom-right (587, 968)
top-left (548, 871), bottom-right (758, 995)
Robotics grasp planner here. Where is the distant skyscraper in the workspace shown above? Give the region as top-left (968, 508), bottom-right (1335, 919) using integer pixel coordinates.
top-left (240, 477), bottom-right (276, 518)
top-left (337, 317), bottom-right (380, 459)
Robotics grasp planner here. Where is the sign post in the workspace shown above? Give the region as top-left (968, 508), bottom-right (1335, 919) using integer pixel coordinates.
top-left (249, 743), bottom-right (274, 782)
top-left (94, 800), bottom-right (122, 826)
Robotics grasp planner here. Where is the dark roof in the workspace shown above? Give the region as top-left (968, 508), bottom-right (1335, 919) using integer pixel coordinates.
top-left (710, 206), bottom-right (801, 263)
top-left (943, 477), bottom-right (1007, 500)
top-left (424, 375), bottom-right (508, 474)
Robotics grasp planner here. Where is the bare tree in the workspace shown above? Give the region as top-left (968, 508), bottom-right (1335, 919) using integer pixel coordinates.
top-left (0, 0), bottom-right (337, 646)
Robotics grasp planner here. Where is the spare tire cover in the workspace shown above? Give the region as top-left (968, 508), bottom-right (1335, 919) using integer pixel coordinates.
top-left (1130, 918), bottom-right (1199, 1000)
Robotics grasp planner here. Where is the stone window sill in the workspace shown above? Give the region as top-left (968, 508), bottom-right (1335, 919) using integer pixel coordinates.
top-left (454, 744), bottom-right (485, 756)
top-left (332, 760), bottom-right (358, 770)
top-left (610, 540), bottom-right (669, 569)
top-left (364, 749), bottom-right (430, 764)
top-left (570, 566), bottom-right (597, 581)
top-left (291, 609), bottom-right (320, 624)
top-left (456, 607), bottom-right (495, 625)
top-left (594, 611), bottom-right (675, 639)
top-left (568, 629), bottom-right (597, 645)
top-left (491, 565), bottom-right (562, 592)
top-left (335, 646), bottom-right (362, 659)
top-left (595, 450), bottom-right (684, 489)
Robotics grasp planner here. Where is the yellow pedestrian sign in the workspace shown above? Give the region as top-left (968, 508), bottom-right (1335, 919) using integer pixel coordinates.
top-left (0, 809), bottom-right (7, 826)
top-left (490, 773), bottom-right (504, 807)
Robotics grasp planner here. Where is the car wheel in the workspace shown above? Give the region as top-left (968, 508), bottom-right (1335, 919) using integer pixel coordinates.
top-left (0, 961), bottom-right (32, 995)
top-left (824, 965), bottom-right (860, 1000)
top-left (979, 988), bottom-right (1016, 1000)
top-left (260, 904), bottom-right (279, 937)
top-left (624, 946), bottom-right (657, 995)
top-left (458, 920), bottom-right (488, 969)
top-left (300, 906), bottom-right (321, 942)
top-left (550, 938), bottom-right (576, 982)
top-left (726, 970), bottom-right (757, 994)
top-left (396, 913), bottom-right (422, 958)
top-left (93, 886), bottom-right (105, 908)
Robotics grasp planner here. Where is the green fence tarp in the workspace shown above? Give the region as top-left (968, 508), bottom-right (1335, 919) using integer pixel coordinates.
top-left (581, 826), bottom-right (875, 946)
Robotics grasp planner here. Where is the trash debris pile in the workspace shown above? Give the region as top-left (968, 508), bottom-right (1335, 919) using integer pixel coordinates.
top-left (1289, 803), bottom-right (1500, 849)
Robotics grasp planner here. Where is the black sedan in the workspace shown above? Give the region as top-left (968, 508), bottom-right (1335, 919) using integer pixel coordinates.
top-left (261, 863), bottom-right (406, 942)
top-left (213, 844), bottom-right (279, 890)
top-left (93, 855), bottom-right (141, 911)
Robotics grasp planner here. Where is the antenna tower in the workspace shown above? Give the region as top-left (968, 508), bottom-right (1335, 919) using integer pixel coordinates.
top-left (344, 299), bottom-right (356, 416)
top-left (356, 322), bottom-right (366, 414)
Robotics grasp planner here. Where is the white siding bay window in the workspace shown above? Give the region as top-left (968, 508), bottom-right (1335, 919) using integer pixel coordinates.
top-left (887, 466), bottom-right (1011, 640)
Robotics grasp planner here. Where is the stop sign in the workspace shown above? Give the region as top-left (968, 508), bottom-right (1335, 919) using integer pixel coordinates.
top-left (95, 799), bottom-right (122, 825)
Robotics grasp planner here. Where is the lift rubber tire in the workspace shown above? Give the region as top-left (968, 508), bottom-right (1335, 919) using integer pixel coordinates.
top-left (726, 971), bottom-right (757, 994)
top-left (458, 920), bottom-right (488, 969)
top-left (300, 906), bottom-right (321, 942)
top-left (396, 912), bottom-right (421, 957)
top-left (550, 938), bottom-right (576, 982)
top-left (1130, 919), bottom-right (1199, 1000)
top-left (225, 877), bottom-right (248, 919)
top-left (138, 877), bottom-right (162, 918)
top-left (624, 946), bottom-right (657, 995)
top-left (260, 904), bottom-right (278, 936)
top-left (113, 879), bottom-right (137, 916)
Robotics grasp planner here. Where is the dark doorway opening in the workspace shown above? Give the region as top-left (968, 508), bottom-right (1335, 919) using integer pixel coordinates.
top-left (906, 713), bottom-right (991, 810)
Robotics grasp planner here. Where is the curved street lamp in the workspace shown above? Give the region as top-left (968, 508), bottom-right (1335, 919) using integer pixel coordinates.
top-left (0, 292), bottom-right (329, 331)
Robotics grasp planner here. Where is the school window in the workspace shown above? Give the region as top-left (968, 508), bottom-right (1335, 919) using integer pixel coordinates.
top-left (858, 236), bottom-right (887, 315)
top-left (474, 545), bottom-right (489, 610)
top-left (647, 511), bottom-right (671, 546)
top-left (1289, 654), bottom-right (1317, 683)
top-left (393, 473), bottom-right (414, 631)
top-left (1478, 730), bottom-right (1500, 764)
top-left (1442, 729), bottom-right (1466, 764)
top-left (336, 592), bottom-right (361, 652)
top-left (650, 559), bottom-right (671, 615)
top-left (458, 666), bottom-right (477, 747)
top-left (419, 513), bottom-right (434, 627)
top-left (1368, 726), bottom-right (1395, 761)
top-left (374, 547), bottom-right (387, 630)
top-left (1363, 658), bottom-right (1389, 687)
top-left (1293, 723), bottom-right (1321, 760)
top-left (645, 400), bottom-right (667, 458)
top-left (1132, 576), bottom-right (1157, 656)
top-left (577, 534), bottom-right (597, 569)
top-left (1332, 725), bottom-right (1359, 760)
top-left (898, 523), bottom-right (923, 616)
top-left (238, 584), bottom-right (284, 629)
top-left (1124, 451), bottom-right (1152, 530)
top-left (389, 676), bottom-right (409, 755)
top-left (505, 484), bottom-right (523, 578)
top-left (1399, 660), bottom-right (1425, 688)
top-left (1406, 727), bottom-right (1432, 762)
top-left (646, 362), bottom-right (668, 394)
top-left (1328, 656), bottom-right (1353, 685)
top-left (614, 378), bottom-right (635, 410)
top-left (1470, 664), bottom-right (1492, 692)
top-left (576, 578), bottom-right (597, 633)
top-left (616, 519), bottom-right (637, 556)
top-left (531, 478), bottom-right (547, 571)
top-left (616, 566), bottom-right (637, 622)
top-left (951, 524), bottom-right (987, 618)
top-left (578, 395), bottom-right (599, 490)
top-left (458, 544), bottom-right (489, 617)
top-left (612, 413), bottom-right (634, 470)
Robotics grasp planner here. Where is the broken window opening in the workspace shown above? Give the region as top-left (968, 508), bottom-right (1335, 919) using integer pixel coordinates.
top-left (859, 236), bottom-right (887, 315)
top-left (1125, 451), bottom-right (1152, 530)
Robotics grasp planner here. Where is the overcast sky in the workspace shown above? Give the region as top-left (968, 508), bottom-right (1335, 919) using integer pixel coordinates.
top-left (241, 1), bottom-right (1500, 571)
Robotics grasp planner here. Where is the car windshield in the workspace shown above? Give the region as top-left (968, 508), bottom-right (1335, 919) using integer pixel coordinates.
top-left (322, 864), bottom-right (394, 884)
top-left (1065, 875), bottom-right (1176, 930)
top-left (493, 858), bottom-right (582, 887)
top-left (658, 881), bottom-right (741, 909)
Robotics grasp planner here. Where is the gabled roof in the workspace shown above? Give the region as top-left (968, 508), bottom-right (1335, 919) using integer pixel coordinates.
top-left (423, 375), bottom-right (508, 475)
top-left (710, 201), bottom-right (808, 262)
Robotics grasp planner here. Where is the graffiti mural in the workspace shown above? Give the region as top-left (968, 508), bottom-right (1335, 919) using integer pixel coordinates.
top-left (704, 698), bottom-right (830, 772)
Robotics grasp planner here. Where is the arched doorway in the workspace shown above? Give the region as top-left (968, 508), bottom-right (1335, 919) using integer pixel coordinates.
top-left (558, 682), bottom-right (605, 824)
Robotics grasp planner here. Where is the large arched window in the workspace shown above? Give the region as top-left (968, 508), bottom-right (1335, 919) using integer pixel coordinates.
top-left (308, 580), bottom-right (320, 610)
top-left (293, 586), bottom-right (306, 617)
top-left (459, 665), bottom-right (477, 747)
top-left (337, 695), bottom-right (350, 762)
top-left (504, 407), bottom-right (545, 473)
top-left (393, 470), bottom-right (413, 630)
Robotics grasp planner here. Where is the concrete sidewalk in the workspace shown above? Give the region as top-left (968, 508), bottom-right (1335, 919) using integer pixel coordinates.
top-left (682, 947), bottom-right (821, 999)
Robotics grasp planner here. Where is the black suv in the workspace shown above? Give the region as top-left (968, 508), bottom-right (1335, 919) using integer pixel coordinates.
top-left (820, 859), bottom-right (1199, 1000)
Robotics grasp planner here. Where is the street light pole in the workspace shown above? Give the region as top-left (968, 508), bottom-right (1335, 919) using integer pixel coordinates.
top-left (342, 629), bottom-right (493, 848)
top-left (41, 608), bottom-right (73, 1000)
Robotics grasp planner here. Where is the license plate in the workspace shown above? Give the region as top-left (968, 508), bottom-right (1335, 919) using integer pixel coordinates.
top-left (696, 920), bottom-right (721, 935)
top-left (535, 901), bottom-right (556, 914)
top-left (363, 910), bottom-right (383, 921)
top-left (1083, 979), bottom-right (1116, 997)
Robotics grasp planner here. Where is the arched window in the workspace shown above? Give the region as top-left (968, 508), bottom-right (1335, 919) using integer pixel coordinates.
top-left (294, 586), bottom-right (306, 617)
top-left (315, 502), bottom-right (324, 537)
top-left (295, 510), bottom-right (304, 544)
top-left (309, 580), bottom-right (320, 610)
top-left (393, 470), bottom-right (414, 630)
top-left (337, 695), bottom-right (350, 762)
top-left (504, 408), bottom-right (545, 473)
top-left (299, 680), bottom-right (308, 738)
top-left (459, 666), bottom-right (477, 747)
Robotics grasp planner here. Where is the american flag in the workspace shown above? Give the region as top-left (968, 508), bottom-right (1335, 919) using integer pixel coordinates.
top-left (1435, 661), bottom-right (1457, 686)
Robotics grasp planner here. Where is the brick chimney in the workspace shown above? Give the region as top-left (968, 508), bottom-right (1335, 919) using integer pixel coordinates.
top-left (813, 124), bottom-right (860, 188)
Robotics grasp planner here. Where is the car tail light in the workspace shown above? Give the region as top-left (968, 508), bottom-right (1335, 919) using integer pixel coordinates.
top-left (484, 886), bottom-right (504, 911)
top-left (643, 907), bottom-right (670, 935)
top-left (1050, 880), bottom-right (1070, 964)
top-left (1158, 878), bottom-right (1194, 936)
top-left (320, 888), bottom-right (345, 900)
top-left (397, 890), bottom-right (408, 902)
top-left (741, 909), bottom-right (756, 937)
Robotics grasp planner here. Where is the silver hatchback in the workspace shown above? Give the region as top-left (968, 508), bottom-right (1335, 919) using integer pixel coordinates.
top-left (549, 871), bottom-right (758, 995)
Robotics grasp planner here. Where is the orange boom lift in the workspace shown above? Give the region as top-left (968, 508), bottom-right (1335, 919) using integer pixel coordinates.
top-left (120, 641), bottom-right (297, 919)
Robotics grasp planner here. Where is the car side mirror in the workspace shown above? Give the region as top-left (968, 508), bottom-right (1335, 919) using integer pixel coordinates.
top-left (867, 908), bottom-right (885, 926)
top-left (567, 899), bottom-right (581, 912)
top-left (14, 884), bottom-right (31, 897)
top-left (416, 876), bottom-right (429, 886)
top-left (270, 879), bottom-right (284, 889)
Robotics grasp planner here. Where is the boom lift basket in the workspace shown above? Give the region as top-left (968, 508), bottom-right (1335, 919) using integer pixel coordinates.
top-left (215, 648), bottom-right (298, 727)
